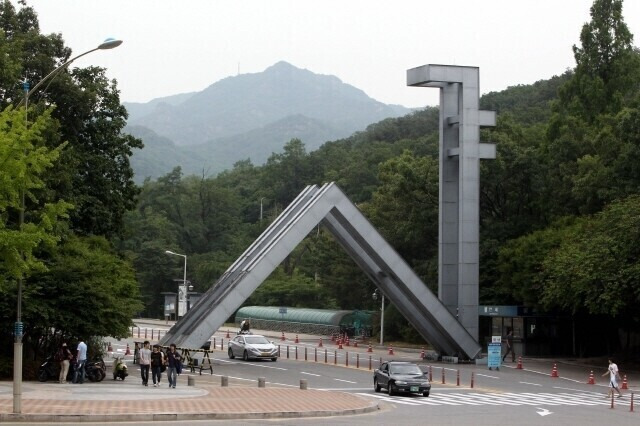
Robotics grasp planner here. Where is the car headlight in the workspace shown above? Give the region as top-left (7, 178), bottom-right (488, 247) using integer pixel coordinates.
top-left (395, 380), bottom-right (407, 385)
top-left (420, 381), bottom-right (429, 386)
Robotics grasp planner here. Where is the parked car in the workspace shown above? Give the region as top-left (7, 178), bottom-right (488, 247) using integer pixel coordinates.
top-left (373, 361), bottom-right (431, 397)
top-left (227, 334), bottom-right (278, 361)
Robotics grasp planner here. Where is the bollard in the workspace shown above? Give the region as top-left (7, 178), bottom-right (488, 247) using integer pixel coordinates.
top-left (442, 368), bottom-right (445, 384)
top-left (213, 337), bottom-right (216, 350)
top-left (300, 379), bottom-right (308, 390)
top-left (369, 356), bottom-right (372, 371)
top-left (379, 358), bottom-right (382, 368)
top-left (287, 346), bottom-right (290, 359)
top-left (314, 348), bottom-right (317, 362)
top-left (305, 347), bottom-right (307, 361)
top-left (258, 377), bottom-right (266, 388)
top-left (221, 376), bottom-right (228, 387)
top-left (221, 338), bottom-right (224, 351)
top-left (610, 393), bottom-right (614, 409)
top-left (325, 348), bottom-right (328, 363)
top-left (278, 345), bottom-right (281, 357)
top-left (137, 327), bottom-right (140, 338)
top-left (131, 326), bottom-right (134, 337)
top-left (188, 376), bottom-right (195, 387)
top-left (334, 350), bottom-right (337, 365)
top-left (429, 365), bottom-right (433, 382)
top-left (295, 346), bottom-right (298, 360)
top-left (151, 329), bottom-right (154, 340)
top-left (630, 392), bottom-right (634, 412)
top-left (346, 351), bottom-right (349, 367)
top-left (145, 328), bottom-right (147, 338)
top-left (457, 369), bottom-right (460, 386)
top-left (357, 353), bottom-right (360, 369)
top-left (471, 372), bottom-right (474, 388)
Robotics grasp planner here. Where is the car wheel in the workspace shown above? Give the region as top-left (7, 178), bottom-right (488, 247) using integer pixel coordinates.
top-left (243, 350), bottom-right (249, 361)
top-left (374, 378), bottom-right (381, 393)
top-left (228, 348), bottom-right (235, 359)
top-left (37, 369), bottom-right (48, 382)
top-left (388, 382), bottom-right (395, 396)
top-left (423, 391), bottom-right (430, 397)
top-left (271, 357), bottom-right (277, 362)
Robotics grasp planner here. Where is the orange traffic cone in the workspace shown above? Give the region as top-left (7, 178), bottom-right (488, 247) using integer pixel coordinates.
top-left (295, 334), bottom-right (299, 344)
top-left (125, 343), bottom-right (131, 356)
top-left (280, 332), bottom-right (286, 341)
top-left (345, 336), bottom-right (350, 346)
top-left (338, 338), bottom-right (343, 350)
top-left (388, 346), bottom-right (394, 355)
top-left (420, 348), bottom-right (425, 359)
top-left (551, 363), bottom-right (558, 378)
top-left (622, 375), bottom-right (629, 390)
top-left (226, 330), bottom-right (230, 338)
top-left (318, 338), bottom-right (323, 347)
top-left (588, 370), bottom-right (595, 385)
top-left (517, 356), bottom-right (523, 369)
top-left (367, 344), bottom-right (373, 353)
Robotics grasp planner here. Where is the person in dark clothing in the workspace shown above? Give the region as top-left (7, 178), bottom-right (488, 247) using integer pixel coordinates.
top-left (166, 344), bottom-right (182, 388)
top-left (150, 345), bottom-right (164, 387)
top-left (502, 329), bottom-right (516, 362)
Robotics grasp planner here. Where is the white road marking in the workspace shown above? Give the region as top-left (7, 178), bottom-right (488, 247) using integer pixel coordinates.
top-left (476, 373), bottom-right (499, 379)
top-left (334, 378), bottom-right (357, 384)
top-left (520, 381), bottom-right (542, 386)
top-left (300, 372), bottom-right (321, 377)
top-left (552, 386), bottom-right (600, 394)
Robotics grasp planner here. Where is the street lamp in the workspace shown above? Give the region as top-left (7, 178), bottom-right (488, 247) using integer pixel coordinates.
top-left (372, 290), bottom-right (385, 345)
top-left (13, 38), bottom-right (122, 415)
top-left (164, 250), bottom-right (188, 318)
top-left (260, 197), bottom-right (265, 221)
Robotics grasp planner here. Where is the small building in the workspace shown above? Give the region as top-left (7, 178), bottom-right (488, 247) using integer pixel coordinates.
top-left (161, 292), bottom-right (203, 321)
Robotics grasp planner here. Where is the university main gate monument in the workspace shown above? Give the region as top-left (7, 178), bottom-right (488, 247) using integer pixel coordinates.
top-left (407, 64), bottom-right (496, 342)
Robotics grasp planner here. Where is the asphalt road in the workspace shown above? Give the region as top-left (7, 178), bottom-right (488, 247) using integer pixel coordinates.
top-left (85, 321), bottom-right (637, 426)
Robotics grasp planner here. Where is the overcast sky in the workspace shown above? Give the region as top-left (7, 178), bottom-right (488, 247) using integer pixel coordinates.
top-left (17, 0), bottom-right (640, 108)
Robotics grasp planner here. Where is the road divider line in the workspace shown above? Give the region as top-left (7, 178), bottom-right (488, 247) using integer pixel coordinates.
top-left (334, 378), bottom-right (357, 384)
top-left (476, 374), bottom-right (499, 379)
top-left (301, 372), bottom-right (321, 377)
top-left (520, 382), bottom-right (542, 386)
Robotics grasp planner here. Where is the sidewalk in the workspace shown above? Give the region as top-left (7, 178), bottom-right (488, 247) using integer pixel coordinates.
top-left (0, 378), bottom-right (378, 423)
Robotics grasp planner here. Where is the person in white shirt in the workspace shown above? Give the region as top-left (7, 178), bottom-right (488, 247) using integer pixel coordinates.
top-left (73, 340), bottom-right (87, 384)
top-left (601, 358), bottom-right (623, 398)
top-left (139, 341), bottom-right (152, 386)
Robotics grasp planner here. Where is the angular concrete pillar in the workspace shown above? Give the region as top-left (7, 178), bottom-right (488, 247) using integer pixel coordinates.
top-left (407, 65), bottom-right (496, 341)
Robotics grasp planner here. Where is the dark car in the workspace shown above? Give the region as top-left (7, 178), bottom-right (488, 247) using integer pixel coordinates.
top-left (374, 361), bottom-right (431, 397)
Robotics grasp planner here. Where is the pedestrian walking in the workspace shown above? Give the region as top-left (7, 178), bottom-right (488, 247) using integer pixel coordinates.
top-left (56, 343), bottom-right (72, 384)
top-left (602, 358), bottom-right (623, 398)
top-left (150, 344), bottom-right (164, 387)
top-left (502, 329), bottom-right (516, 362)
top-left (166, 344), bottom-right (182, 388)
top-left (73, 339), bottom-right (87, 384)
top-left (139, 340), bottom-right (151, 386)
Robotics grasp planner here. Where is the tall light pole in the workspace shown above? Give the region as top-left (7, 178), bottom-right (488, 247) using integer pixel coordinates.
top-left (13, 38), bottom-right (122, 415)
top-left (373, 290), bottom-right (384, 345)
top-left (165, 250), bottom-right (187, 318)
top-left (260, 197), bottom-right (265, 221)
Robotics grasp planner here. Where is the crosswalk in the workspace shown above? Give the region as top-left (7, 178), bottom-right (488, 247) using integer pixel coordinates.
top-left (358, 391), bottom-right (628, 407)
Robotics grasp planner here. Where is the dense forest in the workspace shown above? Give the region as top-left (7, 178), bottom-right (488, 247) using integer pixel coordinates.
top-left (2, 0), bottom-right (640, 378)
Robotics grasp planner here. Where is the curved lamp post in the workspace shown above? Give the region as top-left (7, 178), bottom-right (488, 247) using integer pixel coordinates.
top-left (372, 290), bottom-right (384, 345)
top-left (13, 38), bottom-right (122, 415)
top-left (164, 250), bottom-right (188, 318)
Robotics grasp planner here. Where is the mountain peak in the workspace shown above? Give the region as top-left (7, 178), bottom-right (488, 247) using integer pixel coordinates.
top-left (266, 60), bottom-right (298, 71)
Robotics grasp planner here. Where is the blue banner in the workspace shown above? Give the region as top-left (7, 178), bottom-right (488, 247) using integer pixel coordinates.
top-left (488, 343), bottom-right (502, 369)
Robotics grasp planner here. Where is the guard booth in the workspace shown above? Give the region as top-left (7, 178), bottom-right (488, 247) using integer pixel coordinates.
top-left (161, 292), bottom-right (203, 321)
top-left (479, 305), bottom-right (572, 356)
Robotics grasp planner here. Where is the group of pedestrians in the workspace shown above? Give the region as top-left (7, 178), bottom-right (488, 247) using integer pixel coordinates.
top-left (137, 341), bottom-right (183, 388)
top-left (56, 339), bottom-right (87, 384)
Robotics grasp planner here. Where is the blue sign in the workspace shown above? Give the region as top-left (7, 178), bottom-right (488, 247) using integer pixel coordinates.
top-left (487, 343), bottom-right (502, 370)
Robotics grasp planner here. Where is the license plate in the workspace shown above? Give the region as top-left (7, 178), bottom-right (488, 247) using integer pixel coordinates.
top-left (410, 386), bottom-right (419, 392)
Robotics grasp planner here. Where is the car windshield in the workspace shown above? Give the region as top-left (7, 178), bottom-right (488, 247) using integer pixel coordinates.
top-left (245, 336), bottom-right (270, 345)
top-left (390, 364), bottom-right (423, 375)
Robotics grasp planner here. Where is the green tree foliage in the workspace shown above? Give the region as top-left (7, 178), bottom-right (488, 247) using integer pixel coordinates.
top-left (0, 107), bottom-right (70, 279)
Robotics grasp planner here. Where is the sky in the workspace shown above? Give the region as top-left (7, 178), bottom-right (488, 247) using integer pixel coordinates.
top-left (16, 0), bottom-right (640, 108)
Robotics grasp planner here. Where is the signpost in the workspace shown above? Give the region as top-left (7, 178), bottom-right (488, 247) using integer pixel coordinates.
top-left (488, 335), bottom-right (502, 370)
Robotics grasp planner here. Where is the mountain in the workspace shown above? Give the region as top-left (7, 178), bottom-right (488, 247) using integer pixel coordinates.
top-left (125, 61), bottom-right (412, 182)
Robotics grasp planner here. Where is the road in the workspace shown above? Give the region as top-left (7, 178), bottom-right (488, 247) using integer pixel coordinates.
top-left (87, 320), bottom-right (638, 425)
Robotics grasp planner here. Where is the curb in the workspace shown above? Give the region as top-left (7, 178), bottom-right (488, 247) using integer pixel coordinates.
top-left (0, 402), bottom-right (379, 423)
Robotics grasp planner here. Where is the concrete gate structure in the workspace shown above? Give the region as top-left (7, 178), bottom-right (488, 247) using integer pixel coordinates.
top-left (407, 64), bottom-right (496, 342)
top-left (160, 64), bottom-right (494, 359)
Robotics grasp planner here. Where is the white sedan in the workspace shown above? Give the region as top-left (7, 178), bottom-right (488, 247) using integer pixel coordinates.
top-left (228, 334), bottom-right (279, 361)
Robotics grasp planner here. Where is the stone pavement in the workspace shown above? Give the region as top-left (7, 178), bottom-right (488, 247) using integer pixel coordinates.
top-left (0, 379), bottom-right (378, 423)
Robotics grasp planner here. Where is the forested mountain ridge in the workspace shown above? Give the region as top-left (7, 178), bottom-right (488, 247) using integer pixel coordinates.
top-left (125, 61), bottom-right (411, 181)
